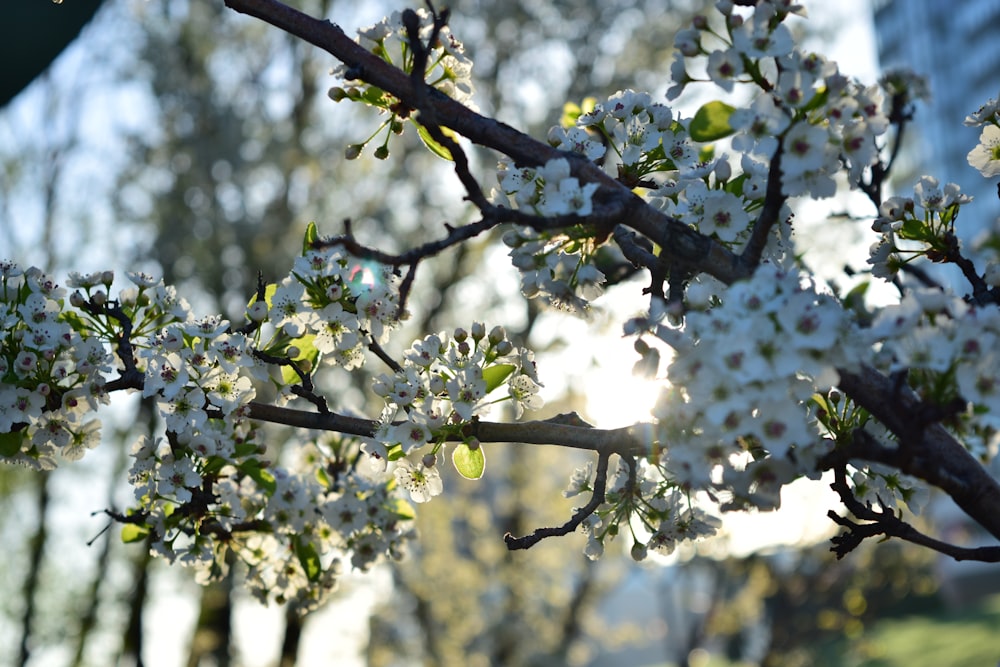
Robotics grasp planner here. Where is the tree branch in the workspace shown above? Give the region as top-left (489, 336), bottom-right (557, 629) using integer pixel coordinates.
top-left (827, 463), bottom-right (1000, 562)
top-left (504, 449), bottom-right (611, 550)
top-left (245, 401), bottom-right (648, 456)
top-left (834, 364), bottom-right (1000, 543)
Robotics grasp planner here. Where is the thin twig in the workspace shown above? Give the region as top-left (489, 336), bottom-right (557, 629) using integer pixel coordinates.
top-left (504, 450), bottom-right (611, 550)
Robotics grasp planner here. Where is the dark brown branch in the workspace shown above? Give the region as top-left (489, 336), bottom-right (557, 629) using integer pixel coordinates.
top-left (833, 365), bottom-right (1000, 542)
top-left (827, 463), bottom-right (1000, 562)
top-left (504, 450), bottom-right (611, 550)
top-left (245, 401), bottom-right (648, 455)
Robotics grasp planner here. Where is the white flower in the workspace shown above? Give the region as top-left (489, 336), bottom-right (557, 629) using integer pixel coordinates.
top-left (699, 191), bottom-right (749, 242)
top-left (782, 122), bottom-right (832, 174)
top-left (967, 124), bottom-right (1000, 178)
top-left (156, 455), bottom-right (202, 503)
top-left (965, 96), bottom-right (1000, 126)
top-left (706, 49), bottom-right (744, 92)
top-left (393, 457), bottom-right (443, 503)
top-left (537, 158), bottom-right (599, 216)
top-left (508, 374), bottom-right (544, 418)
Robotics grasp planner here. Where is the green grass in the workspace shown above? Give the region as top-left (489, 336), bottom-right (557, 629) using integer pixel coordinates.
top-left (832, 593), bottom-right (1000, 667)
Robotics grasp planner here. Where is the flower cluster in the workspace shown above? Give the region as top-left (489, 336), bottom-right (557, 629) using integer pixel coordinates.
top-left (634, 265), bottom-right (860, 510)
top-left (370, 323), bottom-right (543, 502)
top-left (329, 8), bottom-right (475, 159)
top-left (500, 224), bottom-right (606, 313)
top-left (0, 261), bottom-right (188, 469)
top-left (866, 176), bottom-right (972, 279)
top-left (668, 0), bottom-right (891, 198)
top-left (865, 288), bottom-right (1000, 457)
top-left (565, 457), bottom-right (722, 561)
top-left (261, 242), bottom-right (402, 376)
top-left (128, 427), bottom-right (415, 610)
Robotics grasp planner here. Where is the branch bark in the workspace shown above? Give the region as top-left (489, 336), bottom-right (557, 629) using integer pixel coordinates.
top-left (835, 365), bottom-right (1000, 542)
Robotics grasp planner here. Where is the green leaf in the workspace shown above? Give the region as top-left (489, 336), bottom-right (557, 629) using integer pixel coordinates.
top-left (898, 218), bottom-right (926, 241)
top-left (689, 101), bottom-right (736, 141)
top-left (412, 120), bottom-right (455, 161)
top-left (801, 85), bottom-right (830, 113)
top-left (0, 430), bottom-right (26, 458)
top-left (294, 538), bottom-right (322, 582)
top-left (385, 496), bottom-right (416, 521)
top-left (247, 282), bottom-right (277, 311)
top-left (362, 86), bottom-right (386, 105)
top-left (302, 221), bottom-right (319, 255)
top-left (452, 442), bottom-right (485, 480)
top-left (724, 173), bottom-right (748, 196)
top-left (233, 442), bottom-right (258, 458)
top-left (482, 363), bottom-right (516, 393)
top-left (121, 523), bottom-right (150, 544)
top-left (560, 97), bottom-right (596, 128)
top-left (281, 334), bottom-right (319, 386)
top-left (242, 459), bottom-right (277, 495)
top-left (315, 465), bottom-right (332, 490)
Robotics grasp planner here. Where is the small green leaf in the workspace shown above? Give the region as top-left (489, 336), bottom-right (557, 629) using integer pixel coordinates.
top-left (385, 496), bottom-right (416, 521)
top-left (689, 100), bottom-right (736, 141)
top-left (0, 430), bottom-right (26, 458)
top-left (281, 334), bottom-right (319, 386)
top-left (560, 97), bottom-right (596, 128)
top-left (898, 218), bottom-right (926, 241)
top-left (412, 120), bottom-right (455, 161)
top-left (362, 86), bottom-right (386, 105)
top-left (121, 523), bottom-right (150, 544)
top-left (302, 221), bottom-right (319, 254)
top-left (482, 364), bottom-right (516, 393)
top-left (294, 538), bottom-right (322, 582)
top-left (801, 86), bottom-right (830, 113)
top-left (452, 442), bottom-right (485, 480)
top-left (233, 442), bottom-right (258, 458)
top-left (242, 460), bottom-right (277, 495)
top-left (724, 173), bottom-right (748, 196)
top-left (247, 282), bottom-right (278, 311)
top-left (316, 465), bottom-right (332, 490)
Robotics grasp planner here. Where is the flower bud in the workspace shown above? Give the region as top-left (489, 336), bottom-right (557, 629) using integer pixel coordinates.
top-left (494, 340), bottom-right (513, 356)
top-left (630, 541), bottom-right (648, 562)
top-left (470, 322), bottom-right (486, 341)
top-left (247, 301), bottom-right (268, 322)
top-left (70, 291), bottom-right (86, 308)
top-left (421, 453), bottom-right (437, 468)
top-left (453, 327), bottom-right (468, 343)
top-left (374, 145), bottom-right (390, 160)
top-left (101, 270), bottom-right (115, 286)
top-left (286, 346), bottom-right (301, 359)
top-left (714, 158), bottom-right (732, 182)
top-left (92, 290), bottom-right (107, 307)
top-left (465, 437), bottom-right (480, 451)
top-left (328, 86), bottom-right (348, 102)
top-left (345, 144), bottom-right (363, 160)
top-left (488, 325), bottom-right (506, 345)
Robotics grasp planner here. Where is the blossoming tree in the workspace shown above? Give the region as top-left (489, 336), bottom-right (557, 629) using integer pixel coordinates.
top-left (4, 0), bottom-right (1000, 612)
